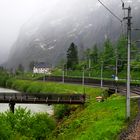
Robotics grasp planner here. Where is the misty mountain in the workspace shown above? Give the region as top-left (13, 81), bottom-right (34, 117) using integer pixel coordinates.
top-left (5, 0), bottom-right (140, 70)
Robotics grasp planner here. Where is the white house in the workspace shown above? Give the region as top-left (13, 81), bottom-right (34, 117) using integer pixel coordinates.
top-left (33, 62), bottom-right (51, 74)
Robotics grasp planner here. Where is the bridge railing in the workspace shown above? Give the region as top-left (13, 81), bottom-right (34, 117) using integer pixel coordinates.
top-left (0, 93), bottom-right (86, 104)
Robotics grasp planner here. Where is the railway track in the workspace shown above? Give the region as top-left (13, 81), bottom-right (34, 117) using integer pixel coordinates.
top-left (117, 86), bottom-right (140, 96)
top-left (40, 75), bottom-right (126, 86)
top-left (40, 76), bottom-right (140, 97)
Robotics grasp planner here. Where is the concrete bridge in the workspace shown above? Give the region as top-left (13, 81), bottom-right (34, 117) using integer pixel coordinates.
top-left (0, 93), bottom-right (86, 113)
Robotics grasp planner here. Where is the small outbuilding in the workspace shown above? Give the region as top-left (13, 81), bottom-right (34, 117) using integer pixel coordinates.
top-left (33, 62), bottom-right (51, 74)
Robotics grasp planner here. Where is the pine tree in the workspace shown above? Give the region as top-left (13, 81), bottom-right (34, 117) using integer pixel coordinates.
top-left (91, 44), bottom-right (98, 64)
top-left (66, 42), bottom-right (79, 70)
top-left (18, 64), bottom-right (24, 72)
top-left (103, 39), bottom-right (115, 67)
top-left (29, 61), bottom-right (35, 71)
top-left (116, 36), bottom-right (127, 71)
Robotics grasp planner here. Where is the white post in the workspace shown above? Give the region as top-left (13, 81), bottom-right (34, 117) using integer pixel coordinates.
top-left (126, 7), bottom-right (131, 119)
top-left (89, 58), bottom-right (91, 77)
top-left (122, 4), bottom-right (131, 119)
top-left (82, 68), bottom-right (85, 86)
top-left (101, 62), bottom-right (103, 87)
top-left (62, 65), bottom-right (65, 83)
top-left (82, 67), bottom-right (85, 94)
top-left (115, 48), bottom-right (118, 93)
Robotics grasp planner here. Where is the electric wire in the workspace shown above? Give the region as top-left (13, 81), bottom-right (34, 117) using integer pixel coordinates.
top-left (120, 0), bottom-right (124, 3)
top-left (98, 0), bottom-right (122, 23)
top-left (98, 0), bottom-right (125, 37)
top-left (120, 0), bottom-right (127, 35)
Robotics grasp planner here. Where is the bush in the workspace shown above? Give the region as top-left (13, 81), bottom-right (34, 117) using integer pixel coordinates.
top-left (0, 75), bottom-right (9, 87)
top-left (12, 80), bottom-right (30, 92)
top-left (0, 115), bottom-right (13, 140)
top-left (6, 78), bottom-right (15, 88)
top-left (26, 82), bottom-right (43, 93)
top-left (31, 113), bottom-right (56, 139)
top-left (54, 105), bottom-right (70, 120)
top-left (0, 107), bottom-right (56, 139)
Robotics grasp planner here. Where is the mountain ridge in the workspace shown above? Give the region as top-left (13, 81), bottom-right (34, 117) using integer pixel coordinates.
top-left (5, 0), bottom-right (140, 70)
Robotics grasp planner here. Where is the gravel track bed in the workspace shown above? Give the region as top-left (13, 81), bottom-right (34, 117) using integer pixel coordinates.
top-left (119, 99), bottom-right (140, 140)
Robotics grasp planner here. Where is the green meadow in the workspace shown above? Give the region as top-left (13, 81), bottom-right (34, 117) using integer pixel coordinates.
top-left (0, 76), bottom-right (137, 139)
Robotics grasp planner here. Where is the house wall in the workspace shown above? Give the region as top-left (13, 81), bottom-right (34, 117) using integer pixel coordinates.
top-left (33, 67), bottom-right (50, 74)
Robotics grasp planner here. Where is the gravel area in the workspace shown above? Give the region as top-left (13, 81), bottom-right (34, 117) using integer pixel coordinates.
top-left (119, 99), bottom-right (140, 140)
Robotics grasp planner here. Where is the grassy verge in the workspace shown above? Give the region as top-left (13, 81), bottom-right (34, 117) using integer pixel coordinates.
top-left (51, 69), bottom-right (140, 80)
top-left (49, 94), bottom-right (138, 140)
top-left (0, 78), bottom-right (138, 139)
top-left (6, 79), bottom-right (105, 94)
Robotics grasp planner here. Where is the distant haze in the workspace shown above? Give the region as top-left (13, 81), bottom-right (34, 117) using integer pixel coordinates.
top-left (0, 0), bottom-right (59, 64)
top-left (0, 0), bottom-right (134, 66)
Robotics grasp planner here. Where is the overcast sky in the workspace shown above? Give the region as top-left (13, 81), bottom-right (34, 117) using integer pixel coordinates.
top-left (0, 0), bottom-right (59, 64)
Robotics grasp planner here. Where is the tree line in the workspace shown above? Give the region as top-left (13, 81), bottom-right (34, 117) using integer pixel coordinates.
top-left (65, 36), bottom-right (139, 72)
top-left (6, 35), bottom-right (140, 74)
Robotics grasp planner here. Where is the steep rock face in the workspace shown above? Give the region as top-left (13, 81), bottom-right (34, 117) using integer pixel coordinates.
top-left (6, 0), bottom-right (140, 69)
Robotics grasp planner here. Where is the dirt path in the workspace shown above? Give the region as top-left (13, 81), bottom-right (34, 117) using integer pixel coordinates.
top-left (120, 99), bottom-right (140, 140)
top-left (125, 122), bottom-right (140, 140)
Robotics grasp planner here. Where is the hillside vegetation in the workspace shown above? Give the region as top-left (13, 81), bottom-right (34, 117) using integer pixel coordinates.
top-left (49, 94), bottom-right (138, 140)
top-left (0, 73), bottom-right (138, 139)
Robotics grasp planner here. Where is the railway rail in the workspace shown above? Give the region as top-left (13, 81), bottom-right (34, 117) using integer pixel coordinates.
top-left (41, 76), bottom-right (140, 96)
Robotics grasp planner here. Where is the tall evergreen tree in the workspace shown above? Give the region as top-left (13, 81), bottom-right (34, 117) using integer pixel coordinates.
top-left (18, 64), bottom-right (24, 72)
top-left (103, 39), bottom-right (115, 67)
top-left (84, 48), bottom-right (91, 68)
top-left (66, 42), bottom-right (79, 70)
top-left (16, 63), bottom-right (24, 75)
top-left (116, 36), bottom-right (127, 71)
top-left (84, 45), bottom-right (99, 69)
top-left (29, 61), bottom-right (35, 71)
top-left (91, 44), bottom-right (98, 64)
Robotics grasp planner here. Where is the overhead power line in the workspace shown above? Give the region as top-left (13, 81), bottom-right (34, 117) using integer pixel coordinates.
top-left (98, 0), bottom-right (122, 23)
top-left (119, 0), bottom-right (126, 35)
top-left (120, 0), bottom-right (124, 7)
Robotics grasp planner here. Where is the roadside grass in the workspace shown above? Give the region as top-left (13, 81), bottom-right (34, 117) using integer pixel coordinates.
top-left (1, 78), bottom-right (138, 139)
top-left (6, 79), bottom-right (103, 94)
top-left (49, 94), bottom-right (138, 140)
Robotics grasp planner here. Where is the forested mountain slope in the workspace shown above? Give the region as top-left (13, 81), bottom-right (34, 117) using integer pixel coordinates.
top-left (6, 0), bottom-right (140, 70)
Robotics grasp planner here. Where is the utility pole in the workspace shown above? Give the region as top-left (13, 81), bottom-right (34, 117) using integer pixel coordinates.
top-left (88, 56), bottom-right (91, 77)
top-left (115, 49), bottom-right (118, 78)
top-left (101, 61), bottom-right (103, 88)
top-left (65, 64), bottom-right (68, 76)
top-left (62, 64), bottom-right (65, 83)
top-left (123, 4), bottom-right (132, 119)
top-left (115, 48), bottom-right (118, 93)
top-left (82, 67), bottom-right (85, 86)
top-left (82, 67), bottom-right (85, 94)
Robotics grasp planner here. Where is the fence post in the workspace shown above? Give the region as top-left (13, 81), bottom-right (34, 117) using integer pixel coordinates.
top-left (9, 102), bottom-right (15, 113)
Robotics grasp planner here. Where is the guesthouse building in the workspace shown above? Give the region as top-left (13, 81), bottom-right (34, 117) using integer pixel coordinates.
top-left (33, 62), bottom-right (51, 74)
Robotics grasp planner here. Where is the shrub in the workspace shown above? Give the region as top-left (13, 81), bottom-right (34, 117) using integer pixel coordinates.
top-left (0, 75), bottom-right (9, 87)
top-left (54, 105), bottom-right (70, 120)
top-left (26, 82), bottom-right (43, 93)
top-left (12, 80), bottom-right (30, 92)
top-left (6, 78), bottom-right (15, 88)
top-left (0, 115), bottom-right (13, 140)
top-left (0, 107), bottom-right (56, 139)
top-left (31, 113), bottom-right (56, 139)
